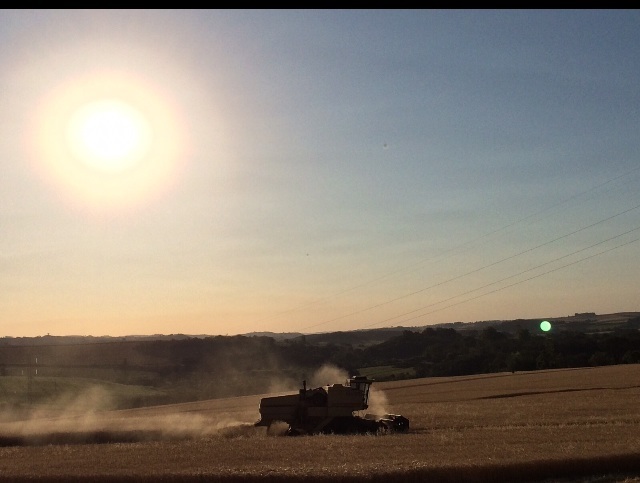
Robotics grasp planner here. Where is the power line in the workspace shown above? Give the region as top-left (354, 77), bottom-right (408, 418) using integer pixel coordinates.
top-left (300, 200), bottom-right (640, 332)
top-left (358, 225), bottom-right (640, 330)
top-left (393, 235), bottom-right (640, 328)
top-left (255, 164), bottom-right (640, 329)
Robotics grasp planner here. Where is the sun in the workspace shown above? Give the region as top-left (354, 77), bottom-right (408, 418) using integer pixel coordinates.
top-left (30, 71), bottom-right (186, 212)
top-left (67, 99), bottom-right (152, 173)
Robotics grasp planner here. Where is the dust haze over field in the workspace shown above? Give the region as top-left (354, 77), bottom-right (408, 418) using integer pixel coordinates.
top-left (0, 364), bottom-right (379, 446)
top-left (0, 383), bottom-right (260, 446)
top-left (1, 365), bottom-right (640, 482)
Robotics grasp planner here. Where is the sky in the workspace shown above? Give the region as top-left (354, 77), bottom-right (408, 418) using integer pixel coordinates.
top-left (1, 10), bottom-right (639, 337)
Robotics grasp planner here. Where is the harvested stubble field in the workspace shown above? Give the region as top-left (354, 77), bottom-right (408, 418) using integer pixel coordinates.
top-left (1, 365), bottom-right (640, 482)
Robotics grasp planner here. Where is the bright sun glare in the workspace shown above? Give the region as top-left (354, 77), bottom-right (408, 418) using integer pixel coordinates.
top-left (67, 99), bottom-right (152, 173)
top-left (31, 72), bottom-right (185, 212)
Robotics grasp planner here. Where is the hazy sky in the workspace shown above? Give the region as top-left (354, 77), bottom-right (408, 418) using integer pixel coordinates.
top-left (2, 10), bottom-right (639, 337)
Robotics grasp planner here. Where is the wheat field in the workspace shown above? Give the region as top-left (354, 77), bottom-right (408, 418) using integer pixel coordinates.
top-left (0, 365), bottom-right (639, 482)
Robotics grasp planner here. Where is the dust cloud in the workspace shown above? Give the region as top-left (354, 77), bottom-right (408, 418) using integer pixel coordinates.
top-left (0, 385), bottom-right (262, 446)
top-left (367, 386), bottom-right (389, 416)
top-left (308, 364), bottom-right (390, 416)
top-left (265, 364), bottom-right (350, 394)
top-left (309, 364), bottom-right (349, 387)
top-left (0, 365), bottom-right (384, 446)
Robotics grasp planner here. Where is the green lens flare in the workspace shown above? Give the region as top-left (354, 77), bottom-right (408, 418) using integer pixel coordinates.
top-left (540, 321), bottom-right (552, 332)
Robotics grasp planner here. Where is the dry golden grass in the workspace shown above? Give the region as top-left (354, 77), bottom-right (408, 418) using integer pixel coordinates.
top-left (0, 365), bottom-right (639, 481)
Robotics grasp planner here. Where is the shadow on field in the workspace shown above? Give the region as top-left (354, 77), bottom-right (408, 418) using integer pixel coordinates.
top-left (476, 384), bottom-right (640, 401)
top-left (0, 453), bottom-right (639, 482)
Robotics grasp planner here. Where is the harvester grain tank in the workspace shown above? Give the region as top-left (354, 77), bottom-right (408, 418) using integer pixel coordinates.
top-left (254, 375), bottom-right (409, 435)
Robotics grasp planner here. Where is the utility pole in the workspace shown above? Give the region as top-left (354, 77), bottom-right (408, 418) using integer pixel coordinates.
top-left (27, 357), bottom-right (32, 406)
top-left (26, 355), bottom-right (37, 407)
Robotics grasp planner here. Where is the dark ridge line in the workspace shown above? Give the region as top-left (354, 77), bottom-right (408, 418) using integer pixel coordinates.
top-left (477, 384), bottom-right (640, 400)
top-left (411, 417), bottom-right (640, 432)
top-left (477, 388), bottom-right (590, 400)
top-left (382, 366), bottom-right (602, 392)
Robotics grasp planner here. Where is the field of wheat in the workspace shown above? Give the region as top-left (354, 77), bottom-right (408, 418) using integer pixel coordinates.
top-left (0, 365), bottom-right (639, 482)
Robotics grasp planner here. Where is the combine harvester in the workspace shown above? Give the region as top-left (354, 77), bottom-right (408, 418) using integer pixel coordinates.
top-left (255, 375), bottom-right (409, 435)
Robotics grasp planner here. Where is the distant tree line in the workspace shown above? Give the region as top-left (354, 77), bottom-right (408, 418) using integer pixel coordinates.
top-left (206, 324), bottom-right (640, 382)
top-left (354, 326), bottom-right (640, 378)
top-left (1, 319), bottom-right (639, 403)
top-left (275, 322), bottom-right (640, 379)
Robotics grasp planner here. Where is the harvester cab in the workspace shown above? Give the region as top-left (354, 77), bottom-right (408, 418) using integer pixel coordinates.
top-left (255, 375), bottom-right (409, 435)
top-left (348, 375), bottom-right (372, 406)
